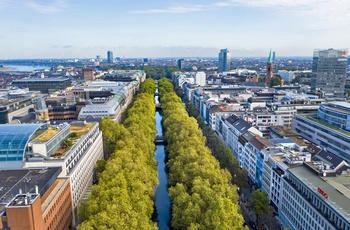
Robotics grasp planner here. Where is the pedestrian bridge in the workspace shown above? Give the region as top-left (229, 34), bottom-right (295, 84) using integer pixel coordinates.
top-left (155, 135), bottom-right (167, 145)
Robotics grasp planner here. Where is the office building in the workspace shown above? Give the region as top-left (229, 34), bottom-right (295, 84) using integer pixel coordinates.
top-left (195, 71), bottom-right (206, 86)
top-left (311, 48), bottom-right (348, 98)
top-left (0, 122), bottom-right (104, 223)
top-left (218, 48), bottom-right (231, 73)
top-left (0, 167), bottom-right (73, 230)
top-left (82, 68), bottom-right (95, 81)
top-left (318, 101), bottom-right (350, 131)
top-left (107, 50), bottom-right (113, 63)
top-left (177, 58), bottom-right (184, 70)
top-left (294, 112), bottom-right (350, 156)
top-left (12, 77), bottom-right (71, 94)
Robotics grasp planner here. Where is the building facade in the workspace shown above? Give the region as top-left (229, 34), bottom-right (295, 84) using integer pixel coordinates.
top-left (12, 78), bottom-right (72, 94)
top-left (311, 48), bottom-right (348, 98)
top-left (218, 48), bottom-right (231, 73)
top-left (107, 50), bottom-right (113, 63)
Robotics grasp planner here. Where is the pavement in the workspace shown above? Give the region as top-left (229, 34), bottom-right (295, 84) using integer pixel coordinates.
top-left (239, 188), bottom-right (282, 230)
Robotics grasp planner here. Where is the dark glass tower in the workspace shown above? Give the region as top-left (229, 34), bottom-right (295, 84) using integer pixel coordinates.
top-left (311, 48), bottom-right (348, 98)
top-left (107, 51), bottom-right (113, 64)
top-left (218, 48), bottom-right (231, 73)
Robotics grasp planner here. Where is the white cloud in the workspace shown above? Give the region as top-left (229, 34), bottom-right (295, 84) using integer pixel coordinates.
top-left (130, 0), bottom-right (350, 23)
top-left (26, 0), bottom-right (65, 14)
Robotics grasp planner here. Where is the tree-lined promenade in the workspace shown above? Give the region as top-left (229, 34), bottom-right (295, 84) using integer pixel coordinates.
top-left (78, 79), bottom-right (158, 229)
top-left (159, 78), bottom-right (247, 229)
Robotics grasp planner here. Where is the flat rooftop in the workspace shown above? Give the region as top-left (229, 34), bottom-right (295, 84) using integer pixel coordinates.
top-left (49, 122), bottom-right (95, 158)
top-left (289, 165), bottom-right (350, 221)
top-left (302, 115), bottom-right (350, 137)
top-left (12, 77), bottom-right (70, 82)
top-left (0, 167), bottom-right (61, 206)
top-left (271, 126), bottom-right (299, 136)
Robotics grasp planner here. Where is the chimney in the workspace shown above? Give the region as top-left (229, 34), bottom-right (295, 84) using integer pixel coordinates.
top-left (35, 185), bottom-right (39, 195)
top-left (24, 196), bottom-right (28, 205)
top-left (19, 189), bottom-right (22, 194)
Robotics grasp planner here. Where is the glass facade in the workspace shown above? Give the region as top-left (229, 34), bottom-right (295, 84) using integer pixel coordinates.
top-left (218, 48), bottom-right (231, 73)
top-left (0, 124), bottom-right (48, 161)
top-left (311, 49), bottom-right (348, 98)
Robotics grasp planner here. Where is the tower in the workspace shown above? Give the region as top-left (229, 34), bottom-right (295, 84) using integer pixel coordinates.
top-left (218, 49), bottom-right (231, 73)
top-left (35, 98), bottom-right (49, 121)
top-left (265, 49), bottom-right (274, 87)
top-left (177, 58), bottom-right (184, 70)
top-left (107, 51), bottom-right (113, 64)
top-left (311, 48), bottom-right (348, 98)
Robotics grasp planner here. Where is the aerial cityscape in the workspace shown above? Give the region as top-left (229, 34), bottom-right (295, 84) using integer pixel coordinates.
top-left (1, 1), bottom-right (350, 230)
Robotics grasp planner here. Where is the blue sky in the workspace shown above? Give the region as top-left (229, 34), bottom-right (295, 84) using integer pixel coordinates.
top-left (0, 0), bottom-right (349, 59)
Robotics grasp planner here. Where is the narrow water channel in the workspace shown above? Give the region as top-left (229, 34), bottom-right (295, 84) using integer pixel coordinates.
top-left (154, 93), bottom-right (171, 229)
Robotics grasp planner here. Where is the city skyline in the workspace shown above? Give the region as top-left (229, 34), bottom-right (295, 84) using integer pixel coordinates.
top-left (0, 0), bottom-right (349, 59)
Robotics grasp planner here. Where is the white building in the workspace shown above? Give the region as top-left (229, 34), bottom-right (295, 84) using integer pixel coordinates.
top-left (24, 122), bottom-right (103, 211)
top-left (292, 114), bottom-right (350, 162)
top-left (195, 71), bottom-right (206, 86)
top-left (278, 70), bottom-right (295, 83)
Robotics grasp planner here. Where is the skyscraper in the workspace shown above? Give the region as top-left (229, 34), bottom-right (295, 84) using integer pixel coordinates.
top-left (218, 49), bottom-right (231, 73)
top-left (107, 51), bottom-right (113, 63)
top-left (311, 48), bottom-right (348, 98)
top-left (177, 58), bottom-right (184, 70)
top-left (265, 49), bottom-right (274, 87)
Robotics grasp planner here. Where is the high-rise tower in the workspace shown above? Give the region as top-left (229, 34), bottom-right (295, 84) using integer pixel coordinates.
top-left (265, 49), bottom-right (274, 87)
top-left (218, 49), bottom-right (231, 73)
top-left (107, 51), bottom-right (113, 63)
top-left (311, 48), bottom-right (348, 98)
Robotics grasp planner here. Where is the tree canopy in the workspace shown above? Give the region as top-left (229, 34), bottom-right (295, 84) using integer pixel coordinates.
top-left (159, 78), bottom-right (247, 230)
top-left (247, 189), bottom-right (270, 224)
top-left (78, 79), bottom-right (158, 230)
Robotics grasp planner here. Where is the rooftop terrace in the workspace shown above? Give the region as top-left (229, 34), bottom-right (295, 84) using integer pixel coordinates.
top-left (302, 115), bottom-right (350, 137)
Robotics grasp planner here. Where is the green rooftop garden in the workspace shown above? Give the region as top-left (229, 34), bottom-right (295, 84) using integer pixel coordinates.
top-left (303, 115), bottom-right (350, 137)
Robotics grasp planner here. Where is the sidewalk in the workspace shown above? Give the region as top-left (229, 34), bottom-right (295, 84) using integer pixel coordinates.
top-left (239, 188), bottom-right (281, 230)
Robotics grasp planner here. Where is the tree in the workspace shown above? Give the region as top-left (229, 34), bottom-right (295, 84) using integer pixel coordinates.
top-left (270, 77), bottom-right (281, 87)
top-left (248, 189), bottom-right (270, 224)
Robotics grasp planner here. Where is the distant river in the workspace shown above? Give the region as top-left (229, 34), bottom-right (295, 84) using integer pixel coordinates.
top-left (1, 65), bottom-right (51, 71)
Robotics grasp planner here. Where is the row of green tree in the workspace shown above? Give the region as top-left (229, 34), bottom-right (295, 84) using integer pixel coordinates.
top-left (159, 78), bottom-right (247, 229)
top-left (78, 79), bottom-right (158, 229)
top-left (185, 102), bottom-right (249, 189)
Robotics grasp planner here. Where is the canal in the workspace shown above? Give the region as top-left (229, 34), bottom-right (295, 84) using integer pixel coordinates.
top-left (154, 92), bottom-right (171, 229)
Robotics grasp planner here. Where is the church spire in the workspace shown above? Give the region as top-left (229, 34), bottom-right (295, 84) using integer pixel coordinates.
top-left (267, 49), bottom-right (273, 64)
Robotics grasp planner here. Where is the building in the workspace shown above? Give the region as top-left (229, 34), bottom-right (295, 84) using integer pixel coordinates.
top-left (278, 70), bottom-right (295, 83)
top-left (0, 167), bottom-right (72, 230)
top-left (318, 101), bottom-right (350, 131)
top-left (12, 77), bottom-right (72, 94)
top-left (195, 71), bottom-right (206, 86)
top-left (0, 122), bottom-right (104, 224)
top-left (177, 58), bottom-right (184, 70)
top-left (265, 49), bottom-right (274, 87)
top-left (104, 70), bottom-right (146, 84)
top-left (311, 48), bottom-right (348, 98)
top-left (35, 98), bottom-right (49, 121)
top-left (218, 48), bottom-right (231, 73)
top-left (107, 50), bottom-right (113, 63)
top-left (82, 68), bottom-right (95, 81)
top-left (292, 113), bottom-right (350, 162)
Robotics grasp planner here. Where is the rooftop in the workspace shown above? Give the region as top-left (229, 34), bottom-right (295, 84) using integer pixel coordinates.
top-left (271, 126), bottom-right (299, 136)
top-left (0, 167), bottom-right (61, 206)
top-left (12, 77), bottom-right (70, 83)
top-left (33, 126), bottom-right (59, 142)
top-left (289, 165), bottom-right (350, 221)
top-left (302, 115), bottom-right (350, 137)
